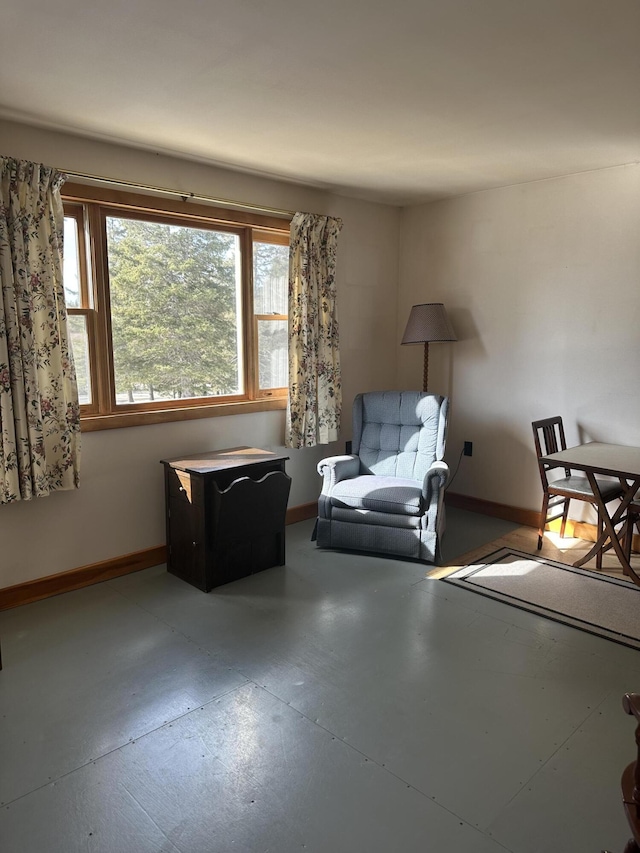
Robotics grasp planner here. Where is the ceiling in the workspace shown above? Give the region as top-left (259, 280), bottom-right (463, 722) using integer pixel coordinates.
top-left (1, 0), bottom-right (639, 205)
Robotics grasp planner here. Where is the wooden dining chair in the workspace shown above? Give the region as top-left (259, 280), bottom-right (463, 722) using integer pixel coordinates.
top-left (602, 694), bottom-right (640, 853)
top-left (620, 693), bottom-right (640, 853)
top-left (531, 416), bottom-right (624, 566)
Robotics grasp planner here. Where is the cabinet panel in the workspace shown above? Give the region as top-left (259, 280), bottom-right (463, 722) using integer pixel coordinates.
top-left (167, 495), bottom-right (207, 590)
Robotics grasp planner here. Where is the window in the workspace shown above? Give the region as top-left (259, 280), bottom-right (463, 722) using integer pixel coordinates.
top-left (62, 184), bottom-right (290, 430)
top-left (253, 232), bottom-right (289, 391)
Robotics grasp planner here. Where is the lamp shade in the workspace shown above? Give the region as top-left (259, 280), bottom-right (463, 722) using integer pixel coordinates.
top-left (401, 303), bottom-right (457, 345)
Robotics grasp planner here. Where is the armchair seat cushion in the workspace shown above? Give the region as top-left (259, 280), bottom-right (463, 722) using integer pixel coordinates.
top-left (330, 475), bottom-right (423, 516)
top-left (331, 507), bottom-right (423, 528)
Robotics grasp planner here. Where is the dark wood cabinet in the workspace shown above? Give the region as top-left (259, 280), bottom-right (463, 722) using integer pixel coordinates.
top-left (161, 447), bottom-right (290, 591)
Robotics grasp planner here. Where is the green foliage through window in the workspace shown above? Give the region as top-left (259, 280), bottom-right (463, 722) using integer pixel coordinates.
top-left (106, 217), bottom-right (242, 403)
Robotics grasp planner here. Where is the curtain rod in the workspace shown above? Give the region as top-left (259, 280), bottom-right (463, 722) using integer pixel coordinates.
top-left (61, 170), bottom-right (296, 219)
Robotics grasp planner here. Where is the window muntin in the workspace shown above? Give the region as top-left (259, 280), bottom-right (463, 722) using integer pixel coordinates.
top-left (61, 185), bottom-right (290, 429)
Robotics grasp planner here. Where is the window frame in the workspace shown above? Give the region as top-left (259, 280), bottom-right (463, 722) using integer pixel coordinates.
top-left (62, 183), bottom-right (291, 432)
top-left (63, 203), bottom-right (101, 416)
top-left (252, 229), bottom-right (290, 400)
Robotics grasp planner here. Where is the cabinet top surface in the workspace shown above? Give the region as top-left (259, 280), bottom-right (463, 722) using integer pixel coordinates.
top-left (161, 445), bottom-right (289, 474)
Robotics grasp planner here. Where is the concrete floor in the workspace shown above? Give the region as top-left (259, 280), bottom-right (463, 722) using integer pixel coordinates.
top-left (0, 508), bottom-right (637, 853)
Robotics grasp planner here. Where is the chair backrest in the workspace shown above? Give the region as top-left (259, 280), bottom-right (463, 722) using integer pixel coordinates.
top-left (531, 416), bottom-right (571, 487)
top-left (352, 391), bottom-right (449, 481)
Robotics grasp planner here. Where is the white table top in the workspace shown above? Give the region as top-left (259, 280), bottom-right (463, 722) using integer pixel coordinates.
top-left (540, 441), bottom-right (640, 479)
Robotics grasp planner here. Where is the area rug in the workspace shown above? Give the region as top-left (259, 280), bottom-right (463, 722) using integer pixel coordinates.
top-left (443, 547), bottom-right (640, 650)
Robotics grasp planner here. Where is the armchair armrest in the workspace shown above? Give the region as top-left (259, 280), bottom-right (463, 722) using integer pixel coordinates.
top-left (421, 460), bottom-right (450, 502)
top-left (419, 461), bottom-right (450, 536)
top-left (317, 455), bottom-right (360, 493)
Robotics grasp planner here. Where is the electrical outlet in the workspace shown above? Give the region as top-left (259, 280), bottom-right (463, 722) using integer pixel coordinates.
top-left (463, 441), bottom-right (473, 457)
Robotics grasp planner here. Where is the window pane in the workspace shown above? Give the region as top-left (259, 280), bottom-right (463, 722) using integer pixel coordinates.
top-left (63, 217), bottom-right (81, 308)
top-left (257, 319), bottom-right (288, 389)
top-left (67, 314), bottom-right (92, 404)
top-left (106, 217), bottom-right (243, 404)
top-left (253, 241), bottom-right (288, 315)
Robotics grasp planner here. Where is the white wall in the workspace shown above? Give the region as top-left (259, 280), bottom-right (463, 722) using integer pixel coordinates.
top-left (399, 164), bottom-right (640, 513)
top-left (0, 120), bottom-right (400, 588)
top-left (4, 120), bottom-right (637, 587)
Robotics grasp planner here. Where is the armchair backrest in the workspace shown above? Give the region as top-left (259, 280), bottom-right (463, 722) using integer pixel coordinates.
top-left (352, 391), bottom-right (449, 481)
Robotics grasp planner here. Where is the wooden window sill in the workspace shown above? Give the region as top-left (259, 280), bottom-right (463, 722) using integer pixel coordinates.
top-left (80, 397), bottom-right (288, 432)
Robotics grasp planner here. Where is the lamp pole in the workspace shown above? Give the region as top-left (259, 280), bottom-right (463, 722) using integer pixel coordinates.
top-left (423, 341), bottom-right (430, 392)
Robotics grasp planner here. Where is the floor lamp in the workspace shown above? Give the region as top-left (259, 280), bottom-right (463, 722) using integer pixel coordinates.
top-left (401, 303), bottom-right (457, 392)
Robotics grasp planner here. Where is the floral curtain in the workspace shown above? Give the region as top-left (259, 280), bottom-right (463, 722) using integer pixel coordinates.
top-left (286, 211), bottom-right (343, 448)
top-left (0, 156), bottom-right (81, 503)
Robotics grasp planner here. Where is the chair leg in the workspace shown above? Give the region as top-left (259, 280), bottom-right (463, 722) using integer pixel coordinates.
top-left (624, 515), bottom-right (632, 564)
top-left (538, 492), bottom-right (550, 550)
top-left (631, 516), bottom-right (640, 559)
top-left (559, 498), bottom-right (570, 540)
top-left (623, 513), bottom-right (637, 571)
top-left (596, 511), bottom-right (603, 570)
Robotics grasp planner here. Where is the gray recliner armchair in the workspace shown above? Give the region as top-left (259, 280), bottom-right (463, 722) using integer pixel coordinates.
top-left (316, 391), bottom-right (450, 562)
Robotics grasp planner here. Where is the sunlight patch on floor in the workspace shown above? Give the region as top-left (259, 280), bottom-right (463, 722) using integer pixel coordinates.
top-left (471, 558), bottom-right (539, 578)
top-left (542, 531), bottom-right (585, 552)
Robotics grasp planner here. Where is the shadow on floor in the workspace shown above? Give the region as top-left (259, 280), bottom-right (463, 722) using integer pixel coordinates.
top-left (440, 506), bottom-right (520, 564)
